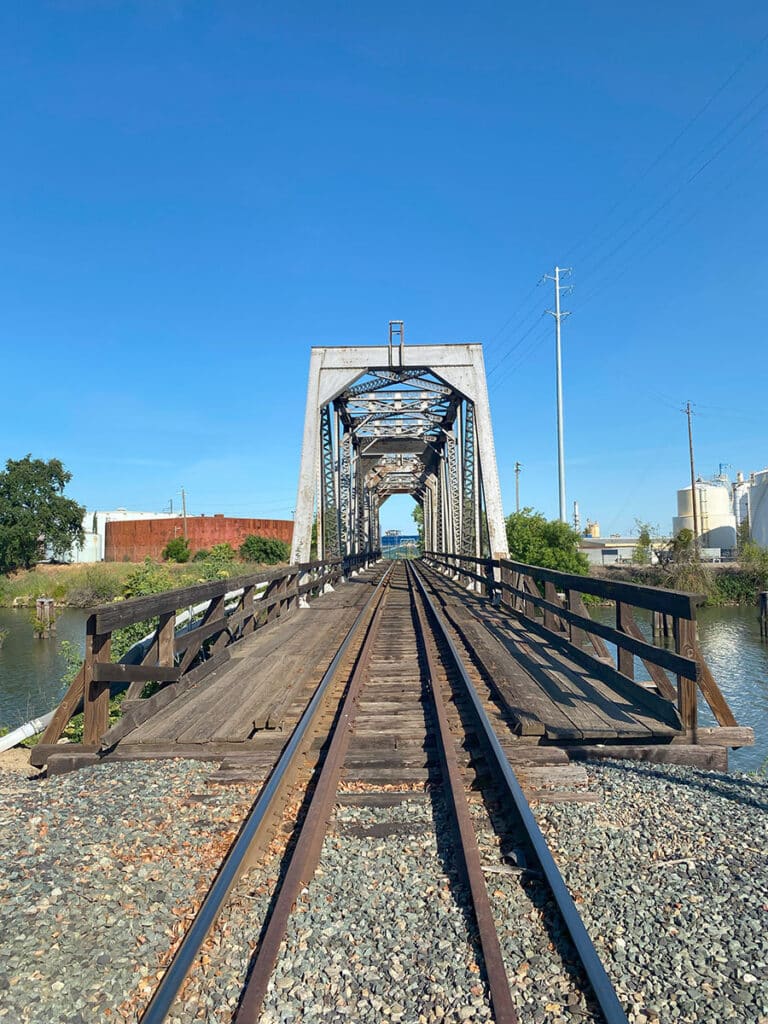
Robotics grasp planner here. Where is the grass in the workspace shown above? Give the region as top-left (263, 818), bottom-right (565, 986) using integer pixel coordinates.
top-left (0, 560), bottom-right (279, 608)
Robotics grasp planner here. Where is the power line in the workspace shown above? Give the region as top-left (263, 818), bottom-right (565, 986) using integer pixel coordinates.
top-left (572, 127), bottom-right (767, 310)
top-left (483, 278), bottom-right (543, 351)
top-left (576, 88), bottom-right (768, 287)
top-left (489, 322), bottom-right (550, 391)
top-left (486, 312), bottom-right (546, 378)
top-left (563, 28), bottom-right (768, 265)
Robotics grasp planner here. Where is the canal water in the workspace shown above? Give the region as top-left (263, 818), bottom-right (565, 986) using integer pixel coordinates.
top-left (0, 608), bottom-right (88, 730)
top-left (1, 604), bottom-right (766, 773)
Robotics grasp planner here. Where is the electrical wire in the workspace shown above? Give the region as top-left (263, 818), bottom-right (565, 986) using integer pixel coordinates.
top-left (563, 27), bottom-right (768, 265)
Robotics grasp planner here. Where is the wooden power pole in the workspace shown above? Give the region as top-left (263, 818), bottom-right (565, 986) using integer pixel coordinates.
top-left (683, 402), bottom-right (699, 549)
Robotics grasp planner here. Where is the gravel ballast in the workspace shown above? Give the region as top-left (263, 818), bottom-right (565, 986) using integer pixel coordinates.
top-left (532, 760), bottom-right (768, 1023)
top-left (1, 757), bottom-right (767, 1023)
top-left (0, 759), bottom-right (261, 1024)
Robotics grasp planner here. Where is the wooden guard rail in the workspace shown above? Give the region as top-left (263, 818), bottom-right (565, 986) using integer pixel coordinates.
top-left (39, 551), bottom-right (379, 751)
top-left (422, 551), bottom-right (738, 736)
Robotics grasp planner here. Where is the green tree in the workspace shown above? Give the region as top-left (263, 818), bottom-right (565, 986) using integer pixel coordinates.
top-left (505, 508), bottom-right (588, 575)
top-left (112, 558), bottom-right (173, 661)
top-left (239, 534), bottom-right (290, 564)
top-left (632, 520), bottom-right (655, 565)
top-left (162, 536), bottom-right (191, 563)
top-left (0, 455), bottom-right (84, 573)
top-left (671, 528), bottom-right (695, 564)
top-left (412, 503), bottom-right (424, 545)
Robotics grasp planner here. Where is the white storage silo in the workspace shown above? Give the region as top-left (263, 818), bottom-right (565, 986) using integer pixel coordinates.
top-left (672, 480), bottom-right (737, 551)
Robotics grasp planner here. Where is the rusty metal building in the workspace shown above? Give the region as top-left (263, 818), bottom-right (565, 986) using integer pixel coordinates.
top-left (104, 515), bottom-right (293, 562)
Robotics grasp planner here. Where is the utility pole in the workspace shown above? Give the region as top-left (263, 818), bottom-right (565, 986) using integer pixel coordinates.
top-left (181, 487), bottom-right (188, 540)
top-left (544, 266), bottom-right (572, 522)
top-left (514, 461), bottom-right (522, 512)
top-left (683, 402), bottom-right (699, 549)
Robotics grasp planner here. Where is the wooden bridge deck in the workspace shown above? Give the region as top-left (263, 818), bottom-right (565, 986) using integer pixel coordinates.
top-left (113, 575), bottom-right (378, 754)
top-left (32, 556), bottom-right (751, 777)
top-left (431, 576), bottom-right (681, 742)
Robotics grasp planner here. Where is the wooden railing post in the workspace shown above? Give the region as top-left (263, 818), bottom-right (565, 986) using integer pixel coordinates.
top-left (83, 614), bottom-right (111, 745)
top-left (485, 558), bottom-right (495, 600)
top-left (566, 589), bottom-right (586, 647)
top-left (674, 616), bottom-right (698, 736)
top-left (543, 582), bottom-right (558, 631)
top-left (242, 584), bottom-right (256, 633)
top-left (615, 602), bottom-right (634, 679)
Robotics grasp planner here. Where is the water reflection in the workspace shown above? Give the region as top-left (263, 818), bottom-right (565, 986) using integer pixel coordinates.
top-left (593, 604), bottom-right (768, 773)
top-left (2, 603), bottom-right (767, 774)
top-left (0, 608), bottom-right (88, 727)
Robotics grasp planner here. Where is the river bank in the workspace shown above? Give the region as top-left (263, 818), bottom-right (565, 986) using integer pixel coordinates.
top-left (590, 562), bottom-right (768, 606)
top-left (0, 557), bottom-right (285, 609)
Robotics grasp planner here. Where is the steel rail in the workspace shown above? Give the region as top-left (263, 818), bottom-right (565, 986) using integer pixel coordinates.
top-left (407, 562), bottom-right (518, 1024)
top-left (139, 562), bottom-right (394, 1024)
top-left (410, 563), bottom-right (630, 1024)
top-left (233, 561), bottom-right (394, 1021)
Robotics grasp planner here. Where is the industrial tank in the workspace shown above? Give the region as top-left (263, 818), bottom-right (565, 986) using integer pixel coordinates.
top-left (672, 481), bottom-right (737, 550)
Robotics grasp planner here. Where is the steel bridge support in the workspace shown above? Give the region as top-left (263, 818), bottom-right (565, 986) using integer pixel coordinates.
top-left (291, 344), bottom-right (508, 564)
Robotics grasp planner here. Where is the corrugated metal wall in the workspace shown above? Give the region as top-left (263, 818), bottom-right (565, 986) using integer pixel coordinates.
top-left (104, 516), bottom-right (294, 562)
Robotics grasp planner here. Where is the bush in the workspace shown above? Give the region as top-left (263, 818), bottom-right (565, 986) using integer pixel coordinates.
top-left (505, 509), bottom-right (589, 575)
top-left (67, 565), bottom-right (122, 607)
top-left (197, 543), bottom-right (237, 580)
top-left (162, 536), bottom-right (191, 563)
top-left (239, 534), bottom-right (290, 565)
top-left (192, 548), bottom-right (210, 562)
top-left (113, 559), bottom-right (174, 661)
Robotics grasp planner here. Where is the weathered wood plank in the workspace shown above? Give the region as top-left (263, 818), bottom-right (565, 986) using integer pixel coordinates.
top-left (615, 606), bottom-right (678, 702)
top-left (100, 650), bottom-right (232, 749)
top-left (692, 642), bottom-right (739, 728)
top-left (38, 665), bottom-right (85, 746)
top-left (566, 743), bottom-right (728, 771)
top-left (92, 663), bottom-right (180, 684)
top-left (496, 558), bottom-right (702, 618)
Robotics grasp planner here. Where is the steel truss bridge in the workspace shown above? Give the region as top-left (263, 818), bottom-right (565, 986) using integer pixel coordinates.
top-left (290, 328), bottom-right (508, 564)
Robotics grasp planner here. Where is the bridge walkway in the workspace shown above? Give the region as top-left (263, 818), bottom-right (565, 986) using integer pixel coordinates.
top-left (421, 566), bottom-right (680, 742)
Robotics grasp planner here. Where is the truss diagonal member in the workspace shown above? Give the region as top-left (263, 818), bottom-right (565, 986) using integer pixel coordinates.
top-left (461, 402), bottom-right (477, 557)
top-left (320, 404), bottom-right (341, 558)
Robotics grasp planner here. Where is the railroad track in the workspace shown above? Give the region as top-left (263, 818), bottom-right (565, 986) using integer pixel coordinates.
top-left (137, 560), bottom-right (630, 1024)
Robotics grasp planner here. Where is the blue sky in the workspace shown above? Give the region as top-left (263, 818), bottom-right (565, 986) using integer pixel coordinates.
top-left (1, 1), bottom-right (766, 538)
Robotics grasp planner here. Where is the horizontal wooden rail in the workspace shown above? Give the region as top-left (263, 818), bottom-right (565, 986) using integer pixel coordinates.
top-left (422, 550), bottom-right (738, 734)
top-left (37, 551), bottom-right (381, 753)
top-left (499, 557), bottom-right (703, 618)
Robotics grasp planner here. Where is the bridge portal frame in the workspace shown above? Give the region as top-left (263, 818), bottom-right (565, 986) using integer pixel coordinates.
top-left (291, 344), bottom-right (509, 564)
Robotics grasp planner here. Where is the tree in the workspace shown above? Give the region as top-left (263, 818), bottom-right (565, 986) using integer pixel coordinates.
top-left (239, 534), bottom-right (290, 564)
top-left (671, 528), bottom-right (695, 564)
top-left (162, 536), bottom-right (191, 562)
top-left (0, 455), bottom-right (84, 573)
top-left (505, 508), bottom-right (589, 574)
top-left (632, 520), bottom-right (655, 565)
top-left (737, 517), bottom-right (750, 553)
top-left (412, 504), bottom-right (424, 546)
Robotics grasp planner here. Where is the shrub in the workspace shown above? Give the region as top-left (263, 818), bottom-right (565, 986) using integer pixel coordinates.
top-left (113, 558), bottom-right (174, 661)
top-left (505, 509), bottom-right (589, 575)
top-left (197, 543), bottom-right (237, 581)
top-left (239, 534), bottom-right (290, 565)
top-left (162, 536), bottom-right (191, 563)
top-left (192, 548), bottom-right (210, 562)
top-left (67, 565), bottom-right (122, 607)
